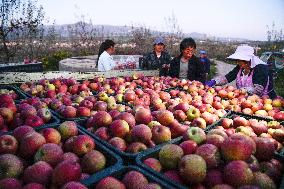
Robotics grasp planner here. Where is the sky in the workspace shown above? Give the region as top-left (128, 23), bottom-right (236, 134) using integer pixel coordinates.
top-left (37, 0), bottom-right (284, 41)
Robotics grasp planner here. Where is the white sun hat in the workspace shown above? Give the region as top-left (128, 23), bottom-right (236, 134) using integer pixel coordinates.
top-left (227, 45), bottom-right (266, 68)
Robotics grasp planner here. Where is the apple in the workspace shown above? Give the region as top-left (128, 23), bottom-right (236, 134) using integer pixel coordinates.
top-left (0, 135), bottom-right (18, 154)
top-left (201, 112), bottom-right (215, 125)
top-left (179, 154), bottom-right (207, 184)
top-left (108, 137), bottom-right (127, 151)
top-left (92, 111), bottom-right (112, 127)
top-left (95, 177), bottom-right (125, 189)
top-left (109, 119), bottom-right (130, 138)
top-left (223, 160), bottom-right (254, 188)
top-left (179, 140), bottom-right (198, 155)
top-left (206, 134), bottom-right (225, 149)
top-left (0, 154), bottom-right (24, 179)
top-left (156, 110), bottom-right (175, 126)
top-left (218, 89), bottom-right (228, 98)
top-left (254, 137), bottom-right (276, 161)
top-left (135, 108), bottom-right (152, 125)
top-left (34, 143), bottom-right (64, 167)
top-left (174, 102), bottom-right (190, 112)
top-left (72, 135), bottom-right (95, 156)
top-left (126, 142), bottom-right (147, 153)
top-left (272, 98), bottom-right (282, 108)
top-left (19, 131), bottom-right (46, 158)
top-left (242, 108), bottom-right (253, 115)
top-left (40, 127), bottom-right (61, 144)
top-left (196, 144), bottom-right (221, 169)
top-left (61, 106), bottom-right (77, 118)
top-left (250, 120), bottom-right (268, 136)
top-left (151, 125), bottom-right (171, 144)
top-left (272, 128), bottom-right (284, 142)
top-left (183, 127), bottom-right (206, 144)
top-left (221, 118), bottom-right (233, 129)
top-left (212, 101), bottom-right (224, 110)
top-left (273, 111), bottom-right (284, 121)
top-left (191, 117), bottom-right (207, 129)
top-left (254, 110), bottom-right (268, 117)
top-left (37, 108), bottom-right (52, 123)
top-left (221, 133), bottom-right (254, 161)
top-left (58, 121), bottom-right (78, 140)
top-left (25, 115), bottom-right (44, 127)
top-left (0, 108), bottom-right (14, 123)
top-left (131, 124), bottom-right (152, 143)
top-left (186, 107), bottom-right (200, 121)
top-left (76, 107), bottom-right (91, 117)
top-left (233, 116), bottom-right (249, 128)
top-left (52, 160), bottom-right (81, 187)
top-left (12, 125), bottom-right (34, 141)
top-left (168, 120), bottom-right (189, 138)
top-left (159, 144), bottom-right (184, 170)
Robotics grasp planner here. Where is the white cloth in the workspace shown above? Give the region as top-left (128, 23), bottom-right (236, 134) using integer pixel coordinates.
top-left (98, 51), bottom-right (116, 71)
top-left (227, 45), bottom-right (266, 68)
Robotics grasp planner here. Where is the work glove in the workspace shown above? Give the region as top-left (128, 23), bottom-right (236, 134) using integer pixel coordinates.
top-left (205, 80), bottom-right (216, 87)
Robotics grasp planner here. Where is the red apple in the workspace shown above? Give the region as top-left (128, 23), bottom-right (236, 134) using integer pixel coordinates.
top-left (0, 135), bottom-right (18, 154)
top-left (179, 140), bottom-right (198, 155)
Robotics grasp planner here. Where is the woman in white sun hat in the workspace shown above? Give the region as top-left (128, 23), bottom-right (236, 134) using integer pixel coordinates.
top-left (205, 45), bottom-right (277, 99)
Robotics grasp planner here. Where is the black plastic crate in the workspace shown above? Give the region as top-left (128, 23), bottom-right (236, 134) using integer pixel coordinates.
top-left (136, 138), bottom-right (187, 189)
top-left (35, 124), bottom-right (122, 186)
top-left (162, 87), bottom-right (182, 93)
top-left (204, 111), bottom-right (234, 133)
top-left (77, 119), bottom-right (183, 164)
top-left (82, 165), bottom-right (176, 189)
top-left (50, 109), bottom-right (89, 122)
top-left (205, 111), bottom-right (284, 162)
top-left (0, 123), bottom-right (123, 188)
top-left (229, 110), bottom-right (274, 121)
top-left (0, 108), bottom-right (60, 135)
top-left (0, 85), bottom-right (27, 101)
top-left (281, 172), bottom-right (284, 189)
top-left (0, 63), bottom-right (43, 73)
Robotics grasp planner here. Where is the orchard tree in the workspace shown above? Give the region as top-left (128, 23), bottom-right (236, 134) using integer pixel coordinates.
top-left (266, 22), bottom-right (284, 51)
top-left (0, 0), bottom-right (44, 63)
top-left (130, 25), bottom-right (153, 54)
top-left (164, 12), bottom-right (183, 55)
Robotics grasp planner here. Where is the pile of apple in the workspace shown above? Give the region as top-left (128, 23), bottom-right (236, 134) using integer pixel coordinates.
top-left (141, 126), bottom-right (283, 188)
top-left (94, 170), bottom-right (163, 189)
top-left (82, 98), bottom-right (226, 154)
top-left (212, 86), bottom-right (284, 121)
top-left (0, 121), bottom-right (110, 189)
top-left (19, 78), bottom-right (94, 98)
top-left (212, 115), bottom-right (284, 152)
top-left (0, 88), bottom-right (21, 100)
top-left (0, 95), bottom-right (56, 133)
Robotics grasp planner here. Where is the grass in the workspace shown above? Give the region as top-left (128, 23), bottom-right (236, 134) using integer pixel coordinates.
top-left (274, 69), bottom-right (284, 97)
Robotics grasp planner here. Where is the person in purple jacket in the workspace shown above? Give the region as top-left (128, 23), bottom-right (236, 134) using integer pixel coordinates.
top-left (205, 45), bottom-right (277, 99)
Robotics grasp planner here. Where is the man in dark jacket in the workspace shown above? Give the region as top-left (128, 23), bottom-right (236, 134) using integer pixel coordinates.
top-left (200, 50), bottom-right (211, 81)
top-left (141, 37), bottom-right (172, 76)
top-left (168, 38), bottom-right (205, 83)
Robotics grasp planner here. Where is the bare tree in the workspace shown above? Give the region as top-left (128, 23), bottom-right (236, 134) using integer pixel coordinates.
top-left (0, 0), bottom-right (44, 63)
top-left (164, 12), bottom-right (183, 53)
top-left (0, 0), bottom-right (20, 62)
top-left (130, 24), bottom-right (153, 54)
top-left (266, 22), bottom-right (284, 51)
top-left (67, 14), bottom-right (97, 56)
top-left (20, 0), bottom-right (44, 59)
